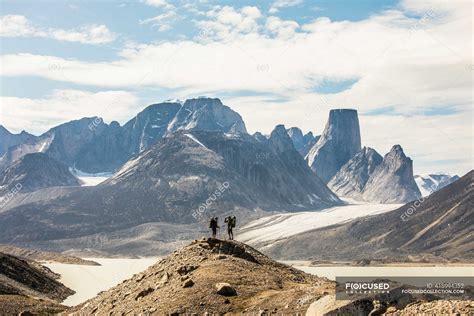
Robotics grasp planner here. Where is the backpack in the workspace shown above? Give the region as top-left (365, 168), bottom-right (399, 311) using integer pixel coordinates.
top-left (231, 217), bottom-right (236, 228)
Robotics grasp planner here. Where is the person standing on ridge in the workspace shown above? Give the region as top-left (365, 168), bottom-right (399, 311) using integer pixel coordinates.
top-left (209, 217), bottom-right (219, 238)
top-left (225, 216), bottom-right (236, 240)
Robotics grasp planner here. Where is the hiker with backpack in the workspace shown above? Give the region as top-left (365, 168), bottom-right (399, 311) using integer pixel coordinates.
top-left (209, 217), bottom-right (219, 238)
top-left (224, 216), bottom-right (236, 240)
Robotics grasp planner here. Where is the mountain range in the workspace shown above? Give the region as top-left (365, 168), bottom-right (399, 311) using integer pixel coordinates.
top-left (0, 96), bottom-right (461, 256)
top-left (0, 98), bottom-right (246, 173)
top-left (266, 170), bottom-right (473, 261)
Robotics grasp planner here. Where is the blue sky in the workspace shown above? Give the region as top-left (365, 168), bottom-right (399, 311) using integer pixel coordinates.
top-left (0, 0), bottom-right (472, 175)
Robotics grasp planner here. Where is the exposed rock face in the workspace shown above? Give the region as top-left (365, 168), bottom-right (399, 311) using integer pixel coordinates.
top-left (415, 173), bottom-right (460, 197)
top-left (68, 239), bottom-right (332, 315)
top-left (122, 102), bottom-right (182, 155)
top-left (307, 109), bottom-right (361, 183)
top-left (0, 130), bottom-right (340, 247)
top-left (361, 145), bottom-right (421, 203)
top-left (0, 98), bottom-right (246, 173)
top-left (286, 127), bottom-right (320, 157)
top-left (266, 170), bottom-right (472, 261)
top-left (0, 126), bottom-right (35, 157)
top-left (328, 147), bottom-right (383, 199)
top-left (167, 97), bottom-right (247, 134)
top-left (0, 153), bottom-right (80, 197)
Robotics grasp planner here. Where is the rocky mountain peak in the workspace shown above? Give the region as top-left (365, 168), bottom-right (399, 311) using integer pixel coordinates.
top-left (306, 109), bottom-right (361, 183)
top-left (269, 124), bottom-right (295, 153)
top-left (328, 146), bottom-right (383, 197)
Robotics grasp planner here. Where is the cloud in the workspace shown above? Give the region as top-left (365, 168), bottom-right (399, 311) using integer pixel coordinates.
top-left (265, 16), bottom-right (299, 38)
top-left (0, 15), bottom-right (117, 44)
top-left (195, 6), bottom-right (262, 41)
top-left (269, 0), bottom-right (303, 13)
top-left (0, 90), bottom-right (140, 135)
top-left (142, 0), bottom-right (174, 9)
top-left (0, 0), bottom-right (472, 174)
top-left (139, 10), bottom-right (178, 31)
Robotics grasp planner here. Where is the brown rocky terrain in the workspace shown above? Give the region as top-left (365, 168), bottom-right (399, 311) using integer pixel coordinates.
top-left (0, 252), bottom-right (74, 315)
top-left (68, 238), bottom-right (333, 315)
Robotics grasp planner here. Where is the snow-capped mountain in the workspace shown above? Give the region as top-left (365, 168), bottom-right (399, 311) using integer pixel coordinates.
top-left (306, 109), bottom-right (361, 183)
top-left (415, 173), bottom-right (460, 196)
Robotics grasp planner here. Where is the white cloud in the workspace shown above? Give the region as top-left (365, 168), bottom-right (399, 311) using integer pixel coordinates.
top-left (265, 16), bottom-right (299, 38)
top-left (142, 0), bottom-right (174, 9)
top-left (269, 0), bottom-right (303, 13)
top-left (0, 90), bottom-right (140, 135)
top-left (0, 15), bottom-right (116, 44)
top-left (0, 0), bottom-right (472, 174)
top-left (195, 6), bottom-right (262, 41)
top-left (140, 10), bottom-right (178, 32)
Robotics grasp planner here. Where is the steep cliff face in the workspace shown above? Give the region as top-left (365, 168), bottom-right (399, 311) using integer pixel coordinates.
top-left (167, 98), bottom-right (247, 134)
top-left (362, 145), bottom-right (421, 203)
top-left (328, 147), bottom-right (383, 198)
top-left (122, 102), bottom-right (182, 155)
top-left (286, 127), bottom-right (319, 157)
top-left (0, 98), bottom-right (246, 173)
top-left (306, 109), bottom-right (361, 183)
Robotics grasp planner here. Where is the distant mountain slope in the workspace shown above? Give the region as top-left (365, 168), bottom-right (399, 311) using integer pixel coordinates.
top-left (0, 128), bottom-right (340, 247)
top-left (415, 173), bottom-right (460, 196)
top-left (306, 109), bottom-right (361, 183)
top-left (0, 98), bottom-right (246, 173)
top-left (266, 171), bottom-right (473, 261)
top-left (0, 126), bottom-right (35, 157)
top-left (286, 127), bottom-right (319, 157)
top-left (361, 145), bottom-right (421, 203)
top-left (0, 153), bottom-right (80, 197)
top-left (329, 145), bottom-right (421, 203)
top-left (328, 147), bottom-right (383, 198)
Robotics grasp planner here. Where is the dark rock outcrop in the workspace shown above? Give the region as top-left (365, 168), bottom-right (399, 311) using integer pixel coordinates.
top-left (306, 109), bottom-right (361, 183)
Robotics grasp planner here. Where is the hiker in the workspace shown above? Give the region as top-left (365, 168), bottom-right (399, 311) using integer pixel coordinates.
top-left (209, 217), bottom-right (219, 238)
top-left (225, 216), bottom-right (236, 240)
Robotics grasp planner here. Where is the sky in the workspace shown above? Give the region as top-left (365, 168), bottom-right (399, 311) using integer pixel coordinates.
top-left (0, 0), bottom-right (472, 176)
